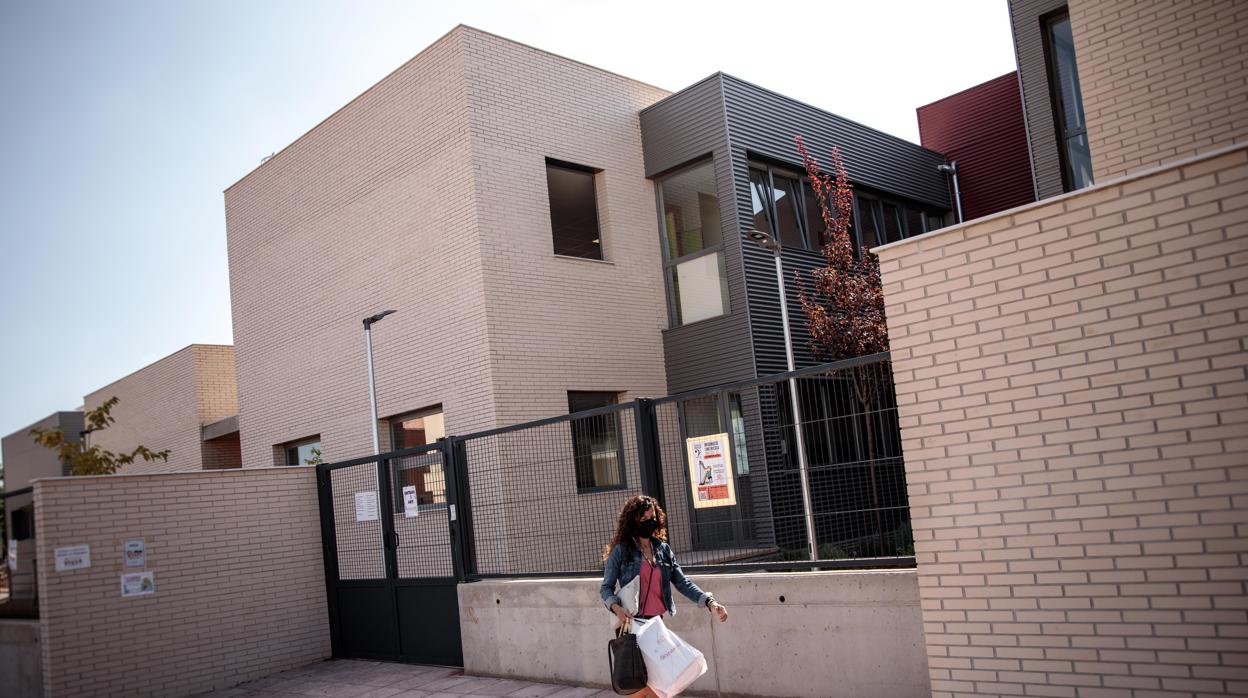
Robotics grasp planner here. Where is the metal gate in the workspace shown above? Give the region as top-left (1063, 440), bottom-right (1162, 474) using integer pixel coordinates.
top-left (316, 441), bottom-right (471, 666)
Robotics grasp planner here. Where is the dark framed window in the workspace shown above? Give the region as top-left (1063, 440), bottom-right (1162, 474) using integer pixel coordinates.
top-left (546, 159), bottom-right (603, 259)
top-left (11, 505), bottom-right (34, 541)
top-left (569, 391), bottom-right (625, 492)
top-left (749, 164), bottom-right (819, 251)
top-left (852, 191), bottom-right (948, 256)
top-left (281, 436), bottom-right (322, 466)
top-left (388, 407), bottom-right (446, 509)
top-left (658, 159), bottom-right (728, 326)
top-left (1043, 11), bottom-right (1093, 191)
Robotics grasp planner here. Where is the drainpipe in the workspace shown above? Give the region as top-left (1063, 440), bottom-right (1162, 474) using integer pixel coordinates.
top-left (938, 161), bottom-right (964, 224)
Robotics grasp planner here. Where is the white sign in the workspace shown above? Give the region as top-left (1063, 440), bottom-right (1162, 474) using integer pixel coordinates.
top-left (123, 539), bottom-right (146, 569)
top-left (7, 540), bottom-right (16, 571)
top-left (54, 544), bottom-right (91, 572)
top-left (686, 433), bottom-right (738, 509)
top-left (402, 486), bottom-right (420, 518)
top-left (354, 491), bottom-right (379, 522)
top-left (121, 571), bottom-right (156, 597)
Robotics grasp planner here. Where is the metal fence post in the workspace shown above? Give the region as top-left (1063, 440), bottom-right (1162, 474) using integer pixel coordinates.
top-left (376, 457), bottom-right (398, 579)
top-left (634, 398), bottom-right (665, 509)
top-left (444, 437), bottom-right (476, 581)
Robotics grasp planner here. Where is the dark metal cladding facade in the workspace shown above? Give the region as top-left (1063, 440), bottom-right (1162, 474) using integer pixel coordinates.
top-left (917, 72), bottom-right (1036, 221)
top-left (639, 75), bottom-right (756, 394)
top-left (1009, 0), bottom-right (1071, 200)
top-left (641, 73), bottom-right (951, 386)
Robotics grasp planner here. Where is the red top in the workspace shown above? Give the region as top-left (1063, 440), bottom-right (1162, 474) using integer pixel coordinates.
top-left (637, 559), bottom-right (667, 616)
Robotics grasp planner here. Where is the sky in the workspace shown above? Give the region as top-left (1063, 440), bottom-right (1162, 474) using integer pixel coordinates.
top-left (0, 0), bottom-right (1018, 443)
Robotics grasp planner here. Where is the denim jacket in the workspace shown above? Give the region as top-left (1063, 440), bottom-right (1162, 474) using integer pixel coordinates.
top-left (600, 538), bottom-right (710, 617)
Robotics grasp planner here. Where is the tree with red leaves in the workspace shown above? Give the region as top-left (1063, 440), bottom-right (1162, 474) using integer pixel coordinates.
top-left (794, 135), bottom-right (890, 554)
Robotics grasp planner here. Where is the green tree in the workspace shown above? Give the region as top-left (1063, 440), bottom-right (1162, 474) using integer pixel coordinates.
top-left (30, 397), bottom-right (169, 476)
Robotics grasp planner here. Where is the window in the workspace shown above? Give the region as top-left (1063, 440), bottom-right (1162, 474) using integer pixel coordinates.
top-left (282, 436), bottom-right (322, 466)
top-left (853, 191), bottom-right (948, 255)
top-left (749, 165), bottom-right (819, 250)
top-left (11, 505), bottom-right (33, 540)
top-left (389, 407), bottom-right (446, 508)
top-left (1044, 11), bottom-right (1093, 191)
top-left (569, 391), bottom-right (624, 491)
top-left (547, 159), bottom-right (603, 259)
top-left (680, 392), bottom-right (749, 476)
top-left (658, 160), bottom-right (728, 326)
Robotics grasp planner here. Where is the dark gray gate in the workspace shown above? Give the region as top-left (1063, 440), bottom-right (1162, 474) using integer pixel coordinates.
top-left (317, 441), bottom-right (471, 666)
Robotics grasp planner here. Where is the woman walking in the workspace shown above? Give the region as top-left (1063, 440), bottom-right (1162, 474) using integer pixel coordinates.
top-left (601, 495), bottom-right (728, 696)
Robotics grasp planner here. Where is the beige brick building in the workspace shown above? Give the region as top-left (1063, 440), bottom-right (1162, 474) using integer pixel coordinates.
top-left (880, 1), bottom-right (1248, 694)
top-left (83, 344), bottom-right (240, 473)
top-left (224, 26), bottom-right (672, 469)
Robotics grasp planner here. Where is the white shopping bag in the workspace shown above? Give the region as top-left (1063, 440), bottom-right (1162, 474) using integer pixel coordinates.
top-left (609, 576), bottom-right (642, 631)
top-left (632, 616), bottom-right (707, 698)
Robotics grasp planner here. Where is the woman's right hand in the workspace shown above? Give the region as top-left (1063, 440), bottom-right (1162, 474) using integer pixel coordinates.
top-left (611, 603), bottom-right (633, 625)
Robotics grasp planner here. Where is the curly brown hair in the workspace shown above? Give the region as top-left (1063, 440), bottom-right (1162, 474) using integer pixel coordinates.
top-left (602, 495), bottom-right (667, 561)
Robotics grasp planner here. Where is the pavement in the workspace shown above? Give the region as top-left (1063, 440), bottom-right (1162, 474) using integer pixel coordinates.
top-left (205, 659), bottom-right (616, 698)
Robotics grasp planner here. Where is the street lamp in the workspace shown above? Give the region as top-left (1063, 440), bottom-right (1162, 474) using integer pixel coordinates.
top-left (747, 230), bottom-right (819, 562)
top-left (363, 309), bottom-right (396, 455)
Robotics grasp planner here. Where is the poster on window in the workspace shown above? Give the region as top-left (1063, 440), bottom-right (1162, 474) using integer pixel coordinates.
top-left (354, 491), bottom-right (379, 522)
top-left (686, 433), bottom-right (737, 509)
top-left (402, 485), bottom-right (419, 518)
top-left (54, 544), bottom-right (91, 572)
top-left (120, 571), bottom-right (156, 598)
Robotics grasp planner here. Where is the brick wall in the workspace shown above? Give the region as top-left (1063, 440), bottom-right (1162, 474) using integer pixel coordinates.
top-left (33, 467), bottom-right (328, 697)
top-left (1071, 0), bottom-right (1248, 183)
top-left (875, 145), bottom-right (1248, 697)
top-left (84, 346), bottom-right (205, 473)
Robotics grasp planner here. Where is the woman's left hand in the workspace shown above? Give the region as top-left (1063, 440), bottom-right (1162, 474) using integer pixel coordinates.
top-left (708, 600), bottom-right (728, 623)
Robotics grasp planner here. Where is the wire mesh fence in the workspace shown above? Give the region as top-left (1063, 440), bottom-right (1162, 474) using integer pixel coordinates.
top-left (318, 354), bottom-right (912, 582)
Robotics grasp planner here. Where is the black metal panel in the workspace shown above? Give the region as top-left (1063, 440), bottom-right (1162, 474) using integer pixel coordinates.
top-left (1009, 0), bottom-right (1069, 200)
top-left (717, 75), bottom-right (949, 377)
top-left (640, 74), bottom-right (757, 393)
top-left (396, 581), bottom-right (463, 666)
top-left (335, 583), bottom-right (400, 659)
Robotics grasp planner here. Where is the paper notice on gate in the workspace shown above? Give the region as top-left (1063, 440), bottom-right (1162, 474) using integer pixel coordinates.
top-left (402, 485), bottom-right (419, 518)
top-left (686, 433), bottom-right (737, 509)
top-left (354, 491), bottom-right (379, 522)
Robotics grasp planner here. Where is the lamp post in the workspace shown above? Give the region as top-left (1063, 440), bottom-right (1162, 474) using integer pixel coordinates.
top-left (747, 230), bottom-right (818, 562)
top-left (363, 309), bottom-right (396, 455)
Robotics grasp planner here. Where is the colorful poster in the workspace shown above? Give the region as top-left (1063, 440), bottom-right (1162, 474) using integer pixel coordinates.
top-left (123, 539), bottom-right (146, 568)
top-left (686, 433), bottom-right (738, 509)
top-left (120, 571), bottom-right (156, 597)
top-left (402, 486), bottom-right (419, 518)
top-left (354, 491), bottom-right (379, 522)
top-left (6, 539), bottom-right (15, 571)
top-left (54, 544), bottom-right (91, 572)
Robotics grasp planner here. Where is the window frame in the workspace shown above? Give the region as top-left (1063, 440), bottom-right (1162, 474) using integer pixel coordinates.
top-left (281, 436), bottom-right (322, 466)
top-left (568, 391), bottom-right (628, 494)
top-left (546, 157), bottom-right (606, 261)
top-left (748, 162), bottom-right (820, 252)
top-left (852, 188), bottom-right (948, 256)
top-left (655, 157), bottom-right (730, 328)
top-left (1041, 9), bottom-right (1093, 192)
top-left (386, 406), bottom-right (448, 513)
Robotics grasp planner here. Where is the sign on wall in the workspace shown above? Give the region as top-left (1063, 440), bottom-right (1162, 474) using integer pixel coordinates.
top-left (123, 539), bottom-right (146, 568)
top-left (686, 433), bottom-right (737, 509)
top-left (121, 571), bottom-right (156, 597)
top-left (54, 544), bottom-right (91, 572)
top-left (7, 539), bottom-right (17, 571)
top-left (354, 491), bottom-right (379, 522)
top-left (402, 486), bottom-right (420, 518)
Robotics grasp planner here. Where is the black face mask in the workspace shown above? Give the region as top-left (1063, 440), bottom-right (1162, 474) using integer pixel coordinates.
top-left (637, 518), bottom-right (659, 537)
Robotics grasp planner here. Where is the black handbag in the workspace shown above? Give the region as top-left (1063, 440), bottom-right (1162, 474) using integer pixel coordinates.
top-left (608, 618), bottom-right (648, 694)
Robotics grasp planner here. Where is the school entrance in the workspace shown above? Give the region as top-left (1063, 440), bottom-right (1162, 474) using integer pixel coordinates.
top-left (316, 353), bottom-right (914, 667)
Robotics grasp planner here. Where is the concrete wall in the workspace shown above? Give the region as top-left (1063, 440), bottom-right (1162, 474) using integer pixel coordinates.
top-left (1071, 0), bottom-right (1248, 183)
top-left (33, 467), bottom-right (329, 697)
top-left (875, 145), bottom-right (1248, 696)
top-left (459, 570), bottom-right (930, 698)
top-left (83, 345), bottom-right (237, 474)
top-left (0, 619), bottom-right (42, 698)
